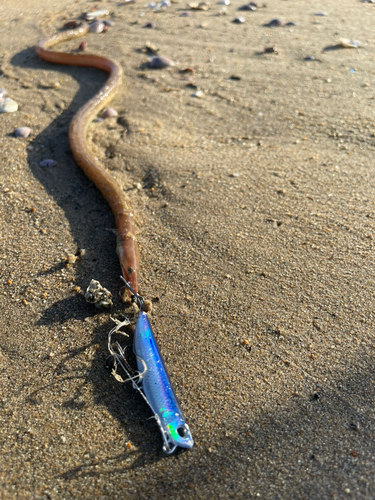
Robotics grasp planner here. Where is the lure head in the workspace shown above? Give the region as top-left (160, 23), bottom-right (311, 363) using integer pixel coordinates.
top-left (161, 411), bottom-right (194, 451)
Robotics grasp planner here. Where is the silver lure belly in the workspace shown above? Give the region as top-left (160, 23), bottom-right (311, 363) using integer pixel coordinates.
top-left (133, 312), bottom-right (194, 452)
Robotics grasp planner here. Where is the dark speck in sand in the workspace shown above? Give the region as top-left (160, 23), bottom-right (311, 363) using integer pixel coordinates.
top-left (144, 22), bottom-right (156, 28)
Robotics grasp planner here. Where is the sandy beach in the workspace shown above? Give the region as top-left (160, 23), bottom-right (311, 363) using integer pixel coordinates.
top-left (0, 0), bottom-right (375, 498)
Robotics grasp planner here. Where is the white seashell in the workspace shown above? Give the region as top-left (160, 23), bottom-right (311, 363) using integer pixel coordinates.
top-left (14, 127), bottom-right (31, 138)
top-left (339, 38), bottom-right (361, 48)
top-left (0, 97), bottom-right (18, 113)
top-left (85, 9), bottom-right (109, 21)
top-left (39, 159), bottom-right (57, 167)
top-left (101, 107), bottom-right (118, 119)
top-left (89, 20), bottom-right (105, 33)
top-left (192, 89), bottom-right (204, 98)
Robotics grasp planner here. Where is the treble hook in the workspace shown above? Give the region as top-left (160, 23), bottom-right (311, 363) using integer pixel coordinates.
top-left (120, 276), bottom-right (144, 310)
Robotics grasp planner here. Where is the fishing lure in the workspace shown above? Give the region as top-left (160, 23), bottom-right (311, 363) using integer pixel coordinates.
top-left (108, 287), bottom-right (193, 454)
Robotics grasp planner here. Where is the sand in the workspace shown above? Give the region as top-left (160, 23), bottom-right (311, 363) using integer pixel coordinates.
top-left (0, 0), bottom-right (375, 498)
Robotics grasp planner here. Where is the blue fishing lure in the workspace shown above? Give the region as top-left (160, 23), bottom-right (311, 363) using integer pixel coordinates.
top-left (134, 312), bottom-right (193, 454)
top-left (108, 301), bottom-right (193, 454)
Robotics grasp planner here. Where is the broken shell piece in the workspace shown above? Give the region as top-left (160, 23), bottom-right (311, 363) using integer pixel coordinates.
top-left (0, 88), bottom-right (7, 99)
top-left (188, 2), bottom-right (210, 10)
top-left (14, 127), bottom-right (31, 138)
top-left (101, 107), bottom-right (118, 119)
top-left (219, 0), bottom-right (230, 4)
top-left (149, 55), bottom-right (175, 68)
top-left (143, 42), bottom-right (160, 55)
top-left (85, 279), bottom-right (113, 308)
top-left (85, 9), bottom-right (109, 21)
top-left (0, 98), bottom-right (18, 113)
top-left (339, 38), bottom-right (361, 48)
top-left (89, 20), bottom-right (105, 33)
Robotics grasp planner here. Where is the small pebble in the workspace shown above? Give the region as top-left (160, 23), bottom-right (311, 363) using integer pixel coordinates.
top-left (149, 55), bottom-right (175, 68)
top-left (238, 3), bottom-right (256, 10)
top-left (0, 88), bottom-right (7, 99)
top-left (180, 11), bottom-right (190, 16)
top-left (39, 159), bottom-right (57, 167)
top-left (232, 16), bottom-right (245, 23)
top-left (101, 107), bottom-right (118, 119)
top-left (219, 0), bottom-right (230, 4)
top-left (89, 20), bottom-right (105, 33)
top-left (314, 11), bottom-right (328, 16)
top-left (304, 55), bottom-right (315, 61)
top-left (78, 41), bottom-right (87, 52)
top-left (0, 98), bottom-right (18, 113)
top-left (103, 20), bottom-right (115, 27)
top-left (264, 46), bottom-right (278, 54)
top-left (144, 22), bottom-right (156, 28)
top-left (265, 18), bottom-right (285, 27)
top-left (14, 127), bottom-right (31, 138)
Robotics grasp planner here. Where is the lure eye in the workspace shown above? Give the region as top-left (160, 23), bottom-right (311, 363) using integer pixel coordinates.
top-left (177, 426), bottom-right (188, 438)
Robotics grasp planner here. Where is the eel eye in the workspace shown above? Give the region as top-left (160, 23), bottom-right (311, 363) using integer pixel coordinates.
top-left (177, 426), bottom-right (188, 438)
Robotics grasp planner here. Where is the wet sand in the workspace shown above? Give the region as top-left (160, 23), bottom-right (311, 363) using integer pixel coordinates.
top-left (0, 0), bottom-right (375, 498)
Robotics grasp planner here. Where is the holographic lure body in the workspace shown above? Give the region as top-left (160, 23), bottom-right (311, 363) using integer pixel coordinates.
top-left (134, 312), bottom-right (194, 454)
